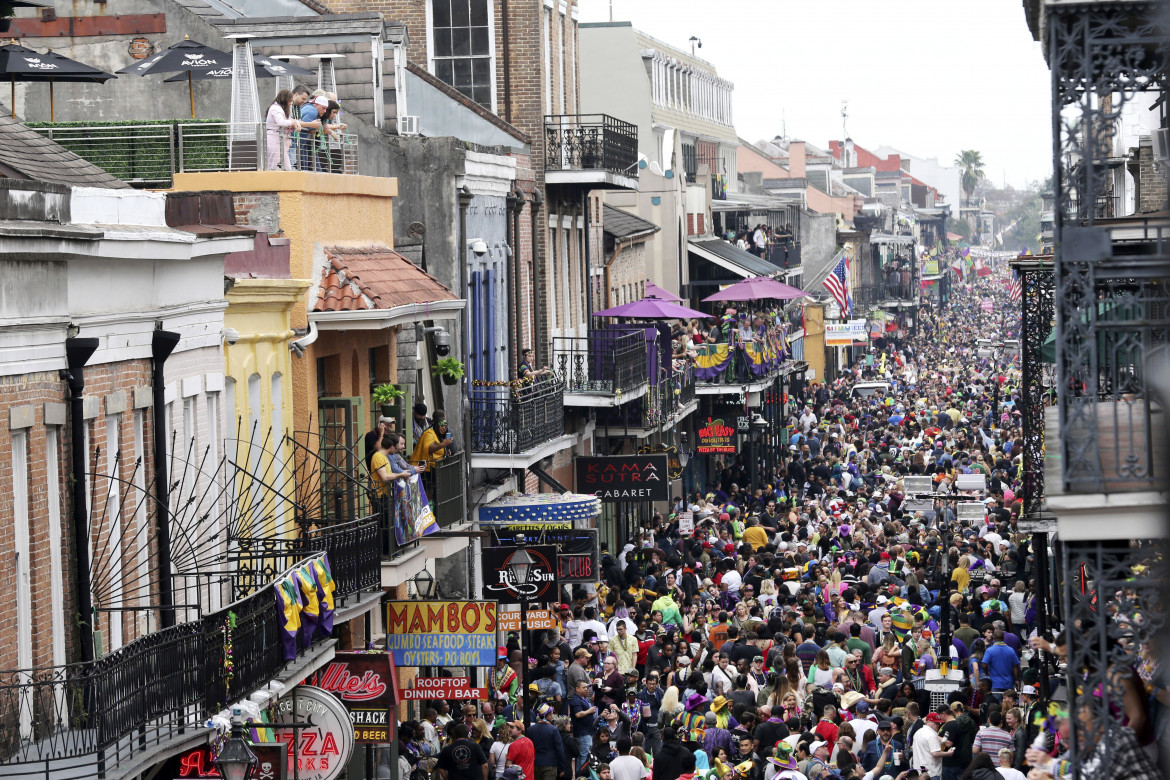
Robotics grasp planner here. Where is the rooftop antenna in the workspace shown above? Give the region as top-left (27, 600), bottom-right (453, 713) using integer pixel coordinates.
top-left (609, 0), bottom-right (614, 22)
top-left (841, 100), bottom-right (850, 140)
top-left (782, 109), bottom-right (787, 142)
top-left (689, 36), bottom-right (701, 56)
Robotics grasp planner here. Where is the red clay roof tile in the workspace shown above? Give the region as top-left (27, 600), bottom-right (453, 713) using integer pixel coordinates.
top-left (312, 246), bottom-right (458, 314)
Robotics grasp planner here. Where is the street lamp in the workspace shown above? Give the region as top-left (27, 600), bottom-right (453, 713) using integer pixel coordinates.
top-left (413, 568), bottom-right (436, 599)
top-left (215, 710), bottom-right (258, 780)
top-left (506, 536), bottom-right (534, 729)
top-left (750, 413), bottom-right (768, 491)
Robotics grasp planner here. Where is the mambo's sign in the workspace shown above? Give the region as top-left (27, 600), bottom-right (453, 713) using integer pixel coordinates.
top-left (402, 677), bottom-right (487, 700)
top-left (697, 418), bottom-right (736, 454)
top-left (575, 455), bottom-right (670, 502)
top-left (385, 601), bottom-right (498, 667)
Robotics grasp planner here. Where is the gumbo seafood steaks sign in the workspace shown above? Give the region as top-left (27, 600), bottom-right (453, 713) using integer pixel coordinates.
top-left (575, 455), bottom-right (670, 502)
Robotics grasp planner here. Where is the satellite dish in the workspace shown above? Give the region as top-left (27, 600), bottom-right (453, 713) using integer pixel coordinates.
top-left (649, 160), bottom-right (664, 176)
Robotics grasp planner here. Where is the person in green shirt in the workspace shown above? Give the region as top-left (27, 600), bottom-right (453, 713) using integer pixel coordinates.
top-left (845, 622), bottom-right (872, 665)
top-left (651, 592), bottom-right (683, 629)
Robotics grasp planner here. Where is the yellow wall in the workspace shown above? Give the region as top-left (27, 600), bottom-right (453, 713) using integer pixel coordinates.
top-left (223, 278), bottom-right (312, 537)
top-left (173, 172), bottom-right (400, 439)
top-left (803, 303), bottom-right (826, 384)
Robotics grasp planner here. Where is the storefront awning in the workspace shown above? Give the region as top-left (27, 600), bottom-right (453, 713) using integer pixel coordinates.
top-left (688, 238), bottom-right (782, 279)
top-left (480, 493), bottom-right (601, 526)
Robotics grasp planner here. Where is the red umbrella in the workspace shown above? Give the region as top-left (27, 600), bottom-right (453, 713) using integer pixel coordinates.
top-left (702, 276), bottom-right (804, 302)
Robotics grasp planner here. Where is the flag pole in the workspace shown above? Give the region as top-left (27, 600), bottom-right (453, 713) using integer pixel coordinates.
top-left (48, 78), bottom-right (53, 122)
top-left (9, 75), bottom-right (13, 118)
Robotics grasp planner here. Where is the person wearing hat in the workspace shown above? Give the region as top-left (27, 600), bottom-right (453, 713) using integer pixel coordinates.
top-left (861, 720), bottom-right (905, 775)
top-left (492, 647), bottom-right (519, 709)
top-left (506, 720), bottom-right (536, 780)
top-left (912, 712), bottom-right (945, 780)
top-left (802, 741), bottom-right (832, 780)
top-left (766, 742), bottom-right (806, 780)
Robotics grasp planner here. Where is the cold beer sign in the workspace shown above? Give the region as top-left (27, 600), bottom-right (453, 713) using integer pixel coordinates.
top-left (313, 652), bottom-right (399, 744)
top-left (575, 455), bottom-right (670, 502)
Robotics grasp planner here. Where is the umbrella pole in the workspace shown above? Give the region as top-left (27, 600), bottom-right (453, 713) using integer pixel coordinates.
top-left (188, 70), bottom-right (195, 119)
top-left (9, 76), bottom-right (12, 118)
top-left (49, 79), bottom-right (53, 123)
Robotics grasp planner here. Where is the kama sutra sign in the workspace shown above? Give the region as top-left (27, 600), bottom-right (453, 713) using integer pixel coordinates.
top-left (697, 418), bottom-right (736, 454)
top-left (313, 652), bottom-right (398, 743)
top-left (574, 454), bottom-right (670, 502)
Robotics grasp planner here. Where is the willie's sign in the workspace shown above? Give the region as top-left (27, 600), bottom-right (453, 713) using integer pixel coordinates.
top-left (312, 653), bottom-right (398, 744)
top-left (575, 455), bottom-right (669, 502)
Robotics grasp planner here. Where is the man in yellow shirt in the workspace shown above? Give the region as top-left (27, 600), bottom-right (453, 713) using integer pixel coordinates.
top-left (741, 516), bottom-right (770, 551)
top-left (412, 414), bottom-right (454, 464)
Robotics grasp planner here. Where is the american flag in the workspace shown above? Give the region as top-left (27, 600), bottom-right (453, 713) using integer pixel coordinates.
top-left (823, 254), bottom-right (851, 316)
top-left (1008, 269), bottom-right (1022, 301)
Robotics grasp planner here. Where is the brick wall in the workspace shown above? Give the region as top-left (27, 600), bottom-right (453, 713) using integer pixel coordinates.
top-left (233, 192), bottom-right (283, 236)
top-left (1137, 141), bottom-right (1167, 213)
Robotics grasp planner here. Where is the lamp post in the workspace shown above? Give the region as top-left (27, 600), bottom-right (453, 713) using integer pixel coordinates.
top-left (750, 413), bottom-right (768, 493)
top-left (413, 567), bottom-right (436, 599)
top-left (215, 710), bottom-right (258, 780)
top-left (505, 536), bottom-right (535, 730)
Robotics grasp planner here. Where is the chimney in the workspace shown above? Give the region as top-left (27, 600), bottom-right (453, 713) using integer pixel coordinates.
top-left (789, 141), bottom-right (806, 178)
top-left (845, 138), bottom-right (856, 168)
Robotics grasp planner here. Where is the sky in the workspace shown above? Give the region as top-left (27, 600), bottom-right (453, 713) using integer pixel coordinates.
top-left (578, 0), bottom-right (1053, 189)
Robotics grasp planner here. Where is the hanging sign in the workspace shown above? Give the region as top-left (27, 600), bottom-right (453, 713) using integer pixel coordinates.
top-left (402, 677), bottom-right (488, 700)
top-left (825, 321), bottom-right (868, 346)
top-left (482, 545), bottom-right (559, 602)
top-left (313, 653), bottom-right (398, 744)
top-left (385, 601), bottom-right (499, 666)
top-left (498, 609), bottom-right (559, 631)
top-left (575, 454), bottom-right (670, 502)
top-left (273, 686), bottom-right (354, 780)
top-left (697, 417), bottom-right (736, 454)
top-left (677, 511), bottom-right (694, 535)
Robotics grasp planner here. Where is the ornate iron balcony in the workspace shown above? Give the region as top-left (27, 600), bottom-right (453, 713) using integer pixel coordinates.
top-left (553, 329), bottom-right (648, 396)
top-left (544, 114), bottom-right (639, 177)
top-left (232, 517), bottom-right (381, 601)
top-left (470, 379), bottom-right (566, 455)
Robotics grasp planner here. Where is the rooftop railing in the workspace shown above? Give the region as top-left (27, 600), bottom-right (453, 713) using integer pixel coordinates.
top-left (29, 121), bottom-right (359, 186)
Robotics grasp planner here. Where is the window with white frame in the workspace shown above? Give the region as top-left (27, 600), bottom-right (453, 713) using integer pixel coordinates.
top-left (431, 0), bottom-right (493, 107)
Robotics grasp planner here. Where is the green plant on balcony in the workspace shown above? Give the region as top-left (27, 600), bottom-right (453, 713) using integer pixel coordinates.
top-left (372, 383), bottom-right (405, 418)
top-left (431, 357), bottom-right (466, 386)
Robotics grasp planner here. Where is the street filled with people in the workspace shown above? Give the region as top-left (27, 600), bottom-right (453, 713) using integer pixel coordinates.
top-left (397, 271), bottom-right (1161, 780)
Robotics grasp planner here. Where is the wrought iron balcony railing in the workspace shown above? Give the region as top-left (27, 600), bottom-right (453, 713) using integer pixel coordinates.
top-left (554, 330), bottom-right (648, 396)
top-left (0, 553), bottom-right (335, 777)
top-left (410, 451), bottom-right (467, 530)
top-left (544, 114), bottom-right (639, 178)
top-left (470, 379), bottom-right (566, 455)
top-left (232, 517), bottom-right (381, 601)
top-left (639, 365), bottom-right (697, 428)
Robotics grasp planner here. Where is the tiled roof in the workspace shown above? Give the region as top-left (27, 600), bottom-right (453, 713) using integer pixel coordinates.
top-left (602, 204), bottom-right (658, 241)
top-left (0, 112), bottom-right (129, 189)
top-left (313, 246), bottom-right (458, 313)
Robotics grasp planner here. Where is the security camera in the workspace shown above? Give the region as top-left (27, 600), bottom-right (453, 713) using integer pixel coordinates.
top-left (471, 238), bottom-right (488, 256)
top-left (433, 328), bottom-right (451, 357)
top-left (222, 327), bottom-right (241, 345)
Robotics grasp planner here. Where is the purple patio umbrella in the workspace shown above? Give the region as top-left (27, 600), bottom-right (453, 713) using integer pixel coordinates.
top-left (593, 297), bottom-right (712, 320)
top-left (702, 275), bottom-right (804, 302)
top-left (644, 281), bottom-right (683, 302)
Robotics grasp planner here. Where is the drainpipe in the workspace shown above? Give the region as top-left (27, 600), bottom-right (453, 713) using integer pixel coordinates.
top-left (458, 187), bottom-right (474, 532)
top-left (530, 188), bottom-right (544, 364)
top-left (151, 328), bottom-right (181, 629)
top-left (508, 188), bottom-right (525, 366)
top-left (65, 336), bottom-right (99, 665)
top-left (501, 0), bottom-right (512, 124)
top-left (582, 196), bottom-right (592, 319)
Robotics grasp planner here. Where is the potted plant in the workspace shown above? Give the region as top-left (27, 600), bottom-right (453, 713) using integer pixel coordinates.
top-left (371, 383), bottom-right (405, 419)
top-left (432, 357), bottom-right (466, 386)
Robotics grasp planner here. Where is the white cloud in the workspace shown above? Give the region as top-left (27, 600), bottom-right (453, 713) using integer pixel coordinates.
top-left (579, 0), bottom-right (1053, 188)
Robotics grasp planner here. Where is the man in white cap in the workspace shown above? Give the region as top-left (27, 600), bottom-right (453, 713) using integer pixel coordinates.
top-left (802, 741), bottom-right (832, 779)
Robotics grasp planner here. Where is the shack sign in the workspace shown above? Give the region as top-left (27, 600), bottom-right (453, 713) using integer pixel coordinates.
top-left (697, 418), bottom-right (736, 454)
top-left (575, 454), bottom-right (669, 502)
top-left (483, 545), bottom-right (559, 602)
top-left (313, 652), bottom-right (398, 744)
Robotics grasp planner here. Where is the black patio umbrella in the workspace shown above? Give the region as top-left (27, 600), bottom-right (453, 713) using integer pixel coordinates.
top-left (0, 43), bottom-right (116, 121)
top-left (161, 54), bottom-right (315, 82)
top-left (117, 37), bottom-right (232, 118)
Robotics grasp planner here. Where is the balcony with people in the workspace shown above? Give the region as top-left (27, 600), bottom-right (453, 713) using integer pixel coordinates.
top-left (553, 328), bottom-right (651, 406)
top-left (467, 373), bottom-right (571, 470)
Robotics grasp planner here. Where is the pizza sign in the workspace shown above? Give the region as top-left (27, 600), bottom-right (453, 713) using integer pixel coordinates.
top-left (697, 417), bottom-right (736, 453)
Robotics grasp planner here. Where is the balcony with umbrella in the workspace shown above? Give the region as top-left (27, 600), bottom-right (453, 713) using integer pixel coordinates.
top-left (0, 43), bottom-right (115, 121)
top-left (117, 37), bottom-right (233, 119)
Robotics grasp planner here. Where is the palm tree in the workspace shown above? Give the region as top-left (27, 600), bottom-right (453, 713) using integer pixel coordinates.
top-left (954, 149), bottom-right (986, 208)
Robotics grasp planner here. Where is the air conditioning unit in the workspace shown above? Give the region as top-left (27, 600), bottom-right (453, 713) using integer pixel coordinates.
top-left (1153, 127), bottom-right (1170, 164)
top-left (397, 115), bottom-right (420, 136)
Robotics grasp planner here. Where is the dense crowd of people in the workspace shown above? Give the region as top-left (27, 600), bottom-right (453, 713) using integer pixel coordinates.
top-left (387, 271), bottom-right (1163, 780)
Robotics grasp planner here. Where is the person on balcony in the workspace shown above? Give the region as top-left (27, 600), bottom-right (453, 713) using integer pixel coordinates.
top-left (412, 402), bottom-right (432, 441)
top-left (371, 433), bottom-right (425, 550)
top-left (518, 348), bottom-right (552, 382)
top-left (265, 89), bottom-right (302, 171)
top-left (413, 414), bottom-right (454, 465)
